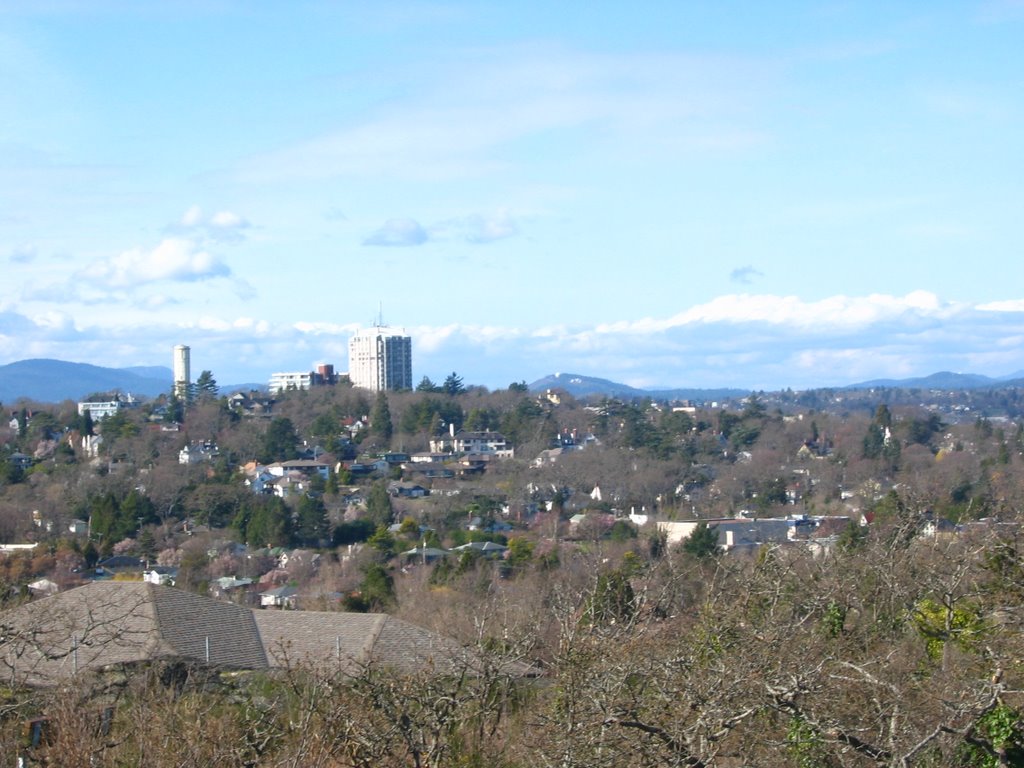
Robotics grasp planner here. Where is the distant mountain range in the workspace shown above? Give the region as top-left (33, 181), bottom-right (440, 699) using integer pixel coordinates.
top-left (3, 359), bottom-right (1024, 405)
top-left (0, 359), bottom-right (172, 403)
top-left (528, 370), bottom-right (1024, 401)
top-left (0, 359), bottom-right (261, 404)
top-left (527, 373), bottom-right (748, 401)
top-left (846, 371), bottom-right (1024, 390)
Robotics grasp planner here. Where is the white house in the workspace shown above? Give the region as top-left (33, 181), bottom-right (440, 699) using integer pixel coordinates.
top-left (179, 441), bottom-right (219, 465)
top-left (430, 426), bottom-right (514, 458)
top-left (77, 393), bottom-right (137, 421)
top-left (260, 585), bottom-right (298, 609)
top-left (143, 567), bottom-right (178, 586)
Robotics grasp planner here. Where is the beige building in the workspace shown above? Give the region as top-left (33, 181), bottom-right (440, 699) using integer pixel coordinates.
top-left (347, 326), bottom-right (412, 391)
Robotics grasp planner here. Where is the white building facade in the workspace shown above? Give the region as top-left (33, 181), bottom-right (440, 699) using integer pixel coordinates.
top-left (348, 327), bottom-right (413, 391)
top-left (268, 371), bottom-right (314, 394)
top-left (173, 344), bottom-right (191, 399)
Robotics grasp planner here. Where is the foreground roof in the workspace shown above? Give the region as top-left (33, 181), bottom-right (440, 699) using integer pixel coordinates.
top-left (254, 610), bottom-right (470, 675)
top-left (0, 581), bottom-right (484, 686)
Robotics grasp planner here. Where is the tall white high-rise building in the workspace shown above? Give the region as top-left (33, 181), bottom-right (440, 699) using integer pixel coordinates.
top-left (173, 345), bottom-right (191, 398)
top-left (348, 327), bottom-right (412, 391)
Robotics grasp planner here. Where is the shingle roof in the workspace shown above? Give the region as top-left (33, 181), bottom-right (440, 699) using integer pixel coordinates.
top-left (253, 610), bottom-right (471, 675)
top-left (0, 582), bottom-right (521, 686)
top-left (0, 581), bottom-right (267, 686)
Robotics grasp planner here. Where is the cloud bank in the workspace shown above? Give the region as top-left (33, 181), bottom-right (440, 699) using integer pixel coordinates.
top-left (4, 291), bottom-right (1024, 393)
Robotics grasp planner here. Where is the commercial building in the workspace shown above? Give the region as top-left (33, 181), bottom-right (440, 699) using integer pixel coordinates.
top-left (347, 326), bottom-right (413, 391)
top-left (77, 393), bottom-right (137, 421)
top-left (268, 364), bottom-right (338, 395)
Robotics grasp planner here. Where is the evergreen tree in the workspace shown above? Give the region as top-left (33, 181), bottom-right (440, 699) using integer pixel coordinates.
top-left (682, 522), bottom-right (719, 559)
top-left (367, 525), bottom-right (397, 559)
top-left (358, 563), bottom-right (396, 610)
top-left (416, 376), bottom-right (441, 393)
top-left (365, 480), bottom-right (393, 528)
top-left (262, 417), bottom-right (300, 462)
top-left (195, 370), bottom-right (219, 401)
top-left (78, 410), bottom-right (95, 437)
top-left (119, 489), bottom-right (157, 539)
top-left (294, 494), bottom-right (329, 547)
top-left (166, 392), bottom-right (185, 424)
top-left (443, 371), bottom-right (466, 396)
top-left (243, 497), bottom-right (292, 547)
top-left (370, 392), bottom-right (393, 442)
top-left (862, 404), bottom-right (901, 467)
top-left (88, 492), bottom-right (121, 544)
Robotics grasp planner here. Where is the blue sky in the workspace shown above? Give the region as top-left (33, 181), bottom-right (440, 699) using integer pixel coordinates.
top-left (2, 1), bottom-right (1023, 391)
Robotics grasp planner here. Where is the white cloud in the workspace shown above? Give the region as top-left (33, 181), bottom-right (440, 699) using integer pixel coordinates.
top-left (210, 210), bottom-right (245, 228)
top-left (978, 299), bottom-right (1024, 312)
top-left (293, 321), bottom-right (357, 335)
top-left (459, 210), bottom-right (519, 243)
top-left (365, 209), bottom-right (522, 247)
top-left (172, 205), bottom-right (251, 242)
top-left (363, 218), bottom-right (429, 247)
top-left (79, 237), bottom-right (231, 289)
top-left (591, 291), bottom-right (958, 335)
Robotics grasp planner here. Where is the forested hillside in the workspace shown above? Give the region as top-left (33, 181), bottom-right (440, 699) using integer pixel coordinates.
top-left (3, 377), bottom-right (1024, 765)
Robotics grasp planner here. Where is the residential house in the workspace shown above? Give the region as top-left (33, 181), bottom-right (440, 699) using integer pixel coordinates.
top-left (658, 515), bottom-right (829, 553)
top-left (389, 482), bottom-right (429, 498)
top-left (260, 585), bottom-right (299, 609)
top-left (27, 578), bottom-right (59, 597)
top-left (430, 427), bottom-right (514, 458)
top-left (95, 556), bottom-right (145, 576)
top-left (179, 440), bottom-right (219, 465)
top-left (227, 392), bottom-right (275, 417)
top-left (268, 459), bottom-right (331, 480)
top-left (401, 546), bottom-right (450, 564)
top-left (143, 566), bottom-right (178, 586)
top-left (452, 541), bottom-right (508, 558)
top-left (532, 446), bottom-right (580, 466)
top-left (209, 576), bottom-right (254, 601)
top-left (409, 451), bottom-right (448, 464)
top-left (244, 467), bottom-right (277, 495)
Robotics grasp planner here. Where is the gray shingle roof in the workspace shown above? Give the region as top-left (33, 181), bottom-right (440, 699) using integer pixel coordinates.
top-left (0, 582), bottom-right (267, 686)
top-left (253, 610), bottom-right (470, 675)
top-left (1, 582), bottom-right (516, 686)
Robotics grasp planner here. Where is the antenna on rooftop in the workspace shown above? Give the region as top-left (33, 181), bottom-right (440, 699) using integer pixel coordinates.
top-left (377, 301), bottom-right (385, 328)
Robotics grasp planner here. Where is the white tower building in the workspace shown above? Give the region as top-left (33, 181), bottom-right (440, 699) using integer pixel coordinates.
top-left (348, 327), bottom-right (412, 391)
top-left (173, 345), bottom-right (191, 398)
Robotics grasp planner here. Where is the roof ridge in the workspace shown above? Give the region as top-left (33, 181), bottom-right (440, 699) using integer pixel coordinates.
top-left (359, 614), bottom-right (388, 664)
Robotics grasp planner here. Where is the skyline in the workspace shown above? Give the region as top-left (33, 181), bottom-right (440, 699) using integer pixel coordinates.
top-left (2, 2), bottom-right (1023, 392)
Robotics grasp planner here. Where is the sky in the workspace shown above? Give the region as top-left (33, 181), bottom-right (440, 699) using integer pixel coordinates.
top-left (1, 1), bottom-right (1023, 392)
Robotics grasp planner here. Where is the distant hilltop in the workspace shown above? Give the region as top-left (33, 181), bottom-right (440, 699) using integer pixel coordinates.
top-left (527, 373), bottom-right (747, 402)
top-left (0, 359), bottom-right (173, 403)
top-left (3, 358), bottom-right (1024, 404)
top-left (527, 370), bottom-right (1024, 401)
